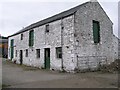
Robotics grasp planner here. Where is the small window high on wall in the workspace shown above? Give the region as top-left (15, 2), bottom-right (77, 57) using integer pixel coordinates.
top-left (45, 24), bottom-right (49, 33)
top-left (21, 34), bottom-right (23, 40)
top-left (93, 20), bottom-right (100, 44)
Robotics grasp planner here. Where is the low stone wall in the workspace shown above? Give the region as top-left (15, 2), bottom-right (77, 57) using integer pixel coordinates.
top-left (77, 56), bottom-right (107, 72)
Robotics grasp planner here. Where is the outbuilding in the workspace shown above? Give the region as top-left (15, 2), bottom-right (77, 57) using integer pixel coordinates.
top-left (8, 1), bottom-right (118, 72)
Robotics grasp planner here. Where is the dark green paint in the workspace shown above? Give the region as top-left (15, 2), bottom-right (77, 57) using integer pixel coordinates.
top-left (10, 39), bottom-right (14, 60)
top-left (29, 30), bottom-right (34, 46)
top-left (44, 48), bottom-right (50, 69)
top-left (93, 20), bottom-right (100, 44)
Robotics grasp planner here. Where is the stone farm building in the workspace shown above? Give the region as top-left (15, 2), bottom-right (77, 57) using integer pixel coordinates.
top-left (8, 1), bottom-right (119, 72)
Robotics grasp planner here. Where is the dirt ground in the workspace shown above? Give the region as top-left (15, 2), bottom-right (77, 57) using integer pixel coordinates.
top-left (2, 58), bottom-right (118, 88)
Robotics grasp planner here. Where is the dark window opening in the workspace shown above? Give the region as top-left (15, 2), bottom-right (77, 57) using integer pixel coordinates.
top-left (93, 20), bottom-right (100, 44)
top-left (21, 34), bottom-right (23, 40)
top-left (26, 49), bottom-right (28, 57)
top-left (16, 50), bottom-right (17, 57)
top-left (56, 47), bottom-right (62, 58)
top-left (36, 49), bottom-right (40, 58)
top-left (45, 24), bottom-right (49, 33)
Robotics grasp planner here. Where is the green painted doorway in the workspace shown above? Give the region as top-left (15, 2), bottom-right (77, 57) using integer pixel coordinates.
top-left (10, 39), bottom-right (14, 60)
top-left (44, 48), bottom-right (50, 69)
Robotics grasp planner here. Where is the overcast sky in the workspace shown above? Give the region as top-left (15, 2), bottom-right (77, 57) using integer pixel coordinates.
top-left (0, 0), bottom-right (119, 37)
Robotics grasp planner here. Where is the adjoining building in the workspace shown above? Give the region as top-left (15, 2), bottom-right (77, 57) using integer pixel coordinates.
top-left (8, 1), bottom-right (119, 72)
top-left (0, 36), bottom-right (8, 58)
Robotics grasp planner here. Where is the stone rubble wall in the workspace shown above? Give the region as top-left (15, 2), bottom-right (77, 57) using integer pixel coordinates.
top-left (8, 15), bottom-right (75, 72)
top-left (112, 35), bottom-right (119, 60)
top-left (77, 56), bottom-right (107, 71)
top-left (74, 2), bottom-right (114, 71)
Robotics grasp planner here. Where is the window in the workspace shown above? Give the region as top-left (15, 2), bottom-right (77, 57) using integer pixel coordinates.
top-left (36, 49), bottom-right (40, 58)
top-left (25, 49), bottom-right (28, 57)
top-left (56, 47), bottom-right (62, 58)
top-left (93, 20), bottom-right (100, 44)
top-left (45, 24), bottom-right (49, 33)
top-left (21, 34), bottom-right (23, 40)
top-left (29, 30), bottom-right (34, 46)
top-left (16, 50), bottom-right (17, 57)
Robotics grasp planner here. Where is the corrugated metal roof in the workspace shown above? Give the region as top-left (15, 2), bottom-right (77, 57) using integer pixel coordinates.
top-left (8, 2), bottom-right (89, 37)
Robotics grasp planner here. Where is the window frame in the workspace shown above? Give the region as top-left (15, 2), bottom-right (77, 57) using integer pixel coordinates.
top-left (56, 47), bottom-right (62, 59)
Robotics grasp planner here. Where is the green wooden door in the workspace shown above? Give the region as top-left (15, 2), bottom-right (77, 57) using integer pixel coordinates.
top-left (44, 48), bottom-right (50, 69)
top-left (10, 39), bottom-right (14, 60)
top-left (93, 20), bottom-right (100, 43)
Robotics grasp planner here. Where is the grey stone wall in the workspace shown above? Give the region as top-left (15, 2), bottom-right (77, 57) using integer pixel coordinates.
top-left (77, 56), bottom-right (107, 71)
top-left (74, 2), bottom-right (114, 71)
top-left (112, 35), bottom-right (119, 60)
top-left (8, 15), bottom-right (75, 72)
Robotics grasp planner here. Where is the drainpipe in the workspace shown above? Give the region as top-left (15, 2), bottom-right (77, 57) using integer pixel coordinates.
top-left (61, 18), bottom-right (64, 71)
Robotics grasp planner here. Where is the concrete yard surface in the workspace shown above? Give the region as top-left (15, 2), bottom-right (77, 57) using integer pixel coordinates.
top-left (2, 59), bottom-right (118, 88)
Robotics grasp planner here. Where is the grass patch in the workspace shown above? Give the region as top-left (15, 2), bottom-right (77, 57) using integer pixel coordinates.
top-left (99, 59), bottom-right (119, 73)
top-left (2, 84), bottom-right (11, 88)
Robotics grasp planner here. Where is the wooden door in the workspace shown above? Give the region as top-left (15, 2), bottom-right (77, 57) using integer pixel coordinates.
top-left (44, 48), bottom-right (50, 69)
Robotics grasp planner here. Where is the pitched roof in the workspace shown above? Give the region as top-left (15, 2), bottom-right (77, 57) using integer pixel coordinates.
top-left (8, 1), bottom-right (113, 37)
top-left (8, 2), bottom-right (89, 37)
